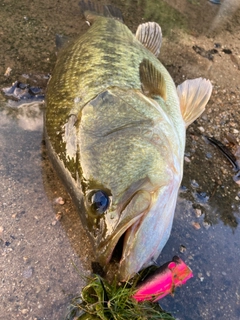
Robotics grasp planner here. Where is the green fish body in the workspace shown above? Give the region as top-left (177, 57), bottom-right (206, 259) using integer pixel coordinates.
top-left (45, 4), bottom-right (212, 280)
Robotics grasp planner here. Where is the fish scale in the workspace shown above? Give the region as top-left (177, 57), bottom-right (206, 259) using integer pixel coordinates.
top-left (46, 16), bottom-right (183, 137)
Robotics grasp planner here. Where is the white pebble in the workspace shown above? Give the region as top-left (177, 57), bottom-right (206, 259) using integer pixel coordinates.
top-left (198, 126), bottom-right (205, 132)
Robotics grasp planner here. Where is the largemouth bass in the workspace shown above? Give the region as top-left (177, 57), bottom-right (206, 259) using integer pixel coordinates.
top-left (45, 2), bottom-right (212, 281)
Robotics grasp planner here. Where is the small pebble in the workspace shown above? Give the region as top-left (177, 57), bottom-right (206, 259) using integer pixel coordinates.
top-left (4, 67), bottom-right (12, 77)
top-left (194, 192), bottom-right (209, 203)
top-left (179, 245), bottom-right (187, 253)
top-left (54, 197), bottom-right (65, 205)
top-left (198, 126), bottom-right (205, 133)
top-left (192, 222), bottom-right (201, 230)
top-left (203, 221), bottom-right (211, 229)
top-left (195, 208), bottom-right (202, 218)
top-left (184, 156), bottom-right (191, 163)
top-left (20, 309), bottom-right (29, 315)
top-left (191, 180), bottom-right (199, 188)
top-left (55, 212), bottom-right (63, 221)
top-left (198, 273), bottom-right (204, 282)
top-left (23, 256), bottom-right (30, 264)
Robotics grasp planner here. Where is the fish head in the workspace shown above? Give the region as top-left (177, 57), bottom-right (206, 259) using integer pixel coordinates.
top-left (77, 88), bottom-right (183, 280)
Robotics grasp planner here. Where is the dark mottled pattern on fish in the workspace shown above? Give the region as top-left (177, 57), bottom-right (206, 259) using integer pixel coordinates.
top-left (46, 16), bottom-right (183, 176)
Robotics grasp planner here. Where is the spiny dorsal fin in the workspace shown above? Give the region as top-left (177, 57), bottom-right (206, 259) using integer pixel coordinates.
top-left (139, 59), bottom-right (167, 101)
top-left (103, 5), bottom-right (123, 22)
top-left (79, 0), bottom-right (100, 23)
top-left (177, 78), bottom-right (212, 127)
top-left (79, 1), bottom-right (123, 24)
top-left (136, 22), bottom-right (162, 57)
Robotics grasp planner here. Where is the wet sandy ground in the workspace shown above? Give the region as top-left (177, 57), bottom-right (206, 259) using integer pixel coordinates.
top-left (0, 106), bottom-right (94, 319)
top-left (1, 0), bottom-right (240, 319)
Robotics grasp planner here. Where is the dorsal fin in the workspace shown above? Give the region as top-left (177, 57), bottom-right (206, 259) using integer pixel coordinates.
top-left (139, 59), bottom-right (167, 100)
top-left (79, 0), bottom-right (99, 23)
top-left (177, 78), bottom-right (212, 127)
top-left (103, 5), bottom-right (123, 22)
top-left (136, 22), bottom-right (162, 57)
top-left (79, 0), bottom-right (123, 24)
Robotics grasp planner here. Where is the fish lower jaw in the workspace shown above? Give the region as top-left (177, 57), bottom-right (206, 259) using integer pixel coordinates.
top-left (118, 216), bottom-right (148, 281)
top-left (97, 214), bottom-right (146, 279)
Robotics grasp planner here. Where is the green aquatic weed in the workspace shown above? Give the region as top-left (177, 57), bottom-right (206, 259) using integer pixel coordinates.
top-left (65, 275), bottom-right (176, 320)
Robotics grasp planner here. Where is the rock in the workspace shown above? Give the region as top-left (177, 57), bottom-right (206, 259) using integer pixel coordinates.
top-left (179, 245), bottom-right (187, 253)
top-left (192, 222), bottom-right (201, 230)
top-left (198, 126), bottom-right (205, 133)
top-left (20, 308), bottom-right (29, 315)
top-left (54, 197), bottom-right (65, 205)
top-left (195, 209), bottom-right (202, 218)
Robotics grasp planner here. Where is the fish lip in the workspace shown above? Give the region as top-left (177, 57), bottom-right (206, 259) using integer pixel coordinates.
top-left (120, 212), bottom-right (146, 256)
top-left (96, 190), bottom-right (152, 267)
top-left (117, 214), bottom-right (149, 281)
top-left (97, 211), bottom-right (146, 266)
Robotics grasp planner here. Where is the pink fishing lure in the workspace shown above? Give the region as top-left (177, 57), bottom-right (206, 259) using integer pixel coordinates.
top-left (132, 256), bottom-right (193, 302)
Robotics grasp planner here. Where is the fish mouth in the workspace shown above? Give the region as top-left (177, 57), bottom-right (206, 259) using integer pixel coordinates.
top-left (96, 190), bottom-right (151, 273)
top-left (110, 213), bottom-right (146, 263)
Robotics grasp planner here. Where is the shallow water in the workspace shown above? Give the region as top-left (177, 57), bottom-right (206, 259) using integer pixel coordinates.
top-left (0, 0), bottom-right (240, 319)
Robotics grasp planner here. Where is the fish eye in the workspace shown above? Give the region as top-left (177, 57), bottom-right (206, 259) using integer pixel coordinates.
top-left (87, 190), bottom-right (110, 216)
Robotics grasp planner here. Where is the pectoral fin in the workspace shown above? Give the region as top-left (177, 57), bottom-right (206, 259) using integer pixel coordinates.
top-left (139, 59), bottom-right (167, 101)
top-left (55, 34), bottom-right (71, 51)
top-left (177, 78), bottom-right (212, 127)
top-left (136, 22), bottom-right (162, 57)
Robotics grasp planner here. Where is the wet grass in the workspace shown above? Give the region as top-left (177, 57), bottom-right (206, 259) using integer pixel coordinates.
top-left (65, 275), bottom-right (176, 320)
